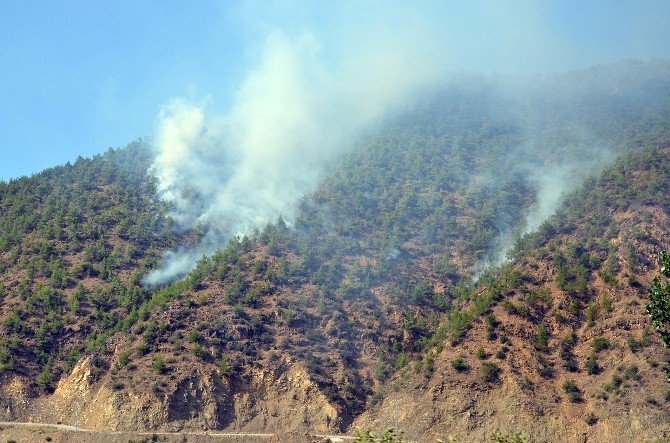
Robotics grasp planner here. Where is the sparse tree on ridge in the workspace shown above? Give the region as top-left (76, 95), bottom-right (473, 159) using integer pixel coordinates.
top-left (648, 251), bottom-right (670, 380)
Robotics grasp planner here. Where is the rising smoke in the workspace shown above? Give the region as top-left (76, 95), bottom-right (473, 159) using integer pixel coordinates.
top-left (142, 2), bottom-right (642, 287)
top-left (143, 25), bottom-right (446, 287)
top-left (472, 142), bottom-right (615, 281)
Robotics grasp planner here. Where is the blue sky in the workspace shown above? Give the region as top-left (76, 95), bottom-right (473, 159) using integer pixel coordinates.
top-left (1, 0), bottom-right (669, 181)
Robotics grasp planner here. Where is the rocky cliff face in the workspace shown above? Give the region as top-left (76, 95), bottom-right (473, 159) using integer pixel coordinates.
top-left (2, 356), bottom-right (339, 434)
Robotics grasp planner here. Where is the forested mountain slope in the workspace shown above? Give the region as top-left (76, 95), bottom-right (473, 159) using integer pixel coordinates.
top-left (0, 60), bottom-right (669, 440)
top-left (358, 145), bottom-right (670, 441)
top-left (0, 142), bottom-right (174, 382)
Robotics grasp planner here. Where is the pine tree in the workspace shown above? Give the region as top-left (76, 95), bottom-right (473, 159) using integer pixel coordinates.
top-left (647, 251), bottom-right (670, 381)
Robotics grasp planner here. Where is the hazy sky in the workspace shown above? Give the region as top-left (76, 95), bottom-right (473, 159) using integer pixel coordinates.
top-left (1, 0), bottom-right (669, 181)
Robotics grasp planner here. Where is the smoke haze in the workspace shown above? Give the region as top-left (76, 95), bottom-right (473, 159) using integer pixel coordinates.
top-left (142, 1), bottom-right (667, 286)
top-left (143, 23), bottom-right (446, 286)
top-left (472, 142), bottom-right (615, 281)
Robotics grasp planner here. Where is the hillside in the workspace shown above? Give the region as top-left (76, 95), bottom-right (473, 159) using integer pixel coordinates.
top-left (1, 60), bottom-right (670, 441)
top-left (357, 146), bottom-right (670, 441)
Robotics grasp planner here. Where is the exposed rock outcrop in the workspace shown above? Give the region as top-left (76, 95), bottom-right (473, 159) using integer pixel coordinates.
top-left (4, 356), bottom-right (339, 434)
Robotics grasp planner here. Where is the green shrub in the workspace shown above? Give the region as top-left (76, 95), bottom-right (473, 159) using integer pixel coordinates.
top-left (585, 412), bottom-right (598, 425)
top-left (559, 340), bottom-right (578, 372)
top-left (136, 342), bottom-right (149, 356)
top-left (423, 352), bottom-right (435, 375)
top-left (491, 432), bottom-right (526, 443)
top-left (586, 302), bottom-right (600, 323)
top-left (117, 348), bottom-right (132, 367)
top-left (568, 301), bottom-right (580, 316)
top-left (36, 360), bottom-right (54, 391)
top-left (451, 355), bottom-right (468, 372)
top-left (152, 355), bottom-right (167, 374)
top-left (485, 313), bottom-right (500, 328)
top-left (0, 345), bottom-right (15, 372)
top-left (602, 295), bottom-right (613, 313)
top-left (563, 332), bottom-right (577, 346)
top-left (535, 323), bottom-right (549, 352)
top-left (623, 364), bottom-right (640, 381)
top-left (445, 310), bottom-right (472, 342)
top-left (217, 356), bottom-right (232, 376)
top-left (563, 380), bottom-right (583, 403)
top-left (501, 300), bottom-right (526, 317)
top-left (354, 427), bottom-right (405, 442)
top-left (481, 362), bottom-right (501, 383)
top-left (537, 355), bottom-right (554, 379)
top-left (395, 353), bottom-right (408, 369)
top-left (188, 329), bottom-right (202, 343)
top-left (192, 344), bottom-right (206, 360)
top-left (592, 336), bottom-right (610, 352)
top-left (627, 333), bottom-right (649, 353)
top-left (584, 354), bottom-right (600, 375)
top-left (496, 346), bottom-right (508, 360)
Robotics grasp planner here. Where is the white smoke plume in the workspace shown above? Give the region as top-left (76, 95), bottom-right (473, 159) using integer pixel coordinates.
top-left (143, 26), bottom-right (445, 287)
top-left (142, 1), bottom-right (636, 287)
top-left (472, 145), bottom-right (615, 281)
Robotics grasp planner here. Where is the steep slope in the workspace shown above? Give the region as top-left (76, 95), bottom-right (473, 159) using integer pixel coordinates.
top-left (0, 61), bottom-right (669, 440)
top-left (0, 141), bottom-right (180, 420)
top-left (356, 146), bottom-right (670, 441)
